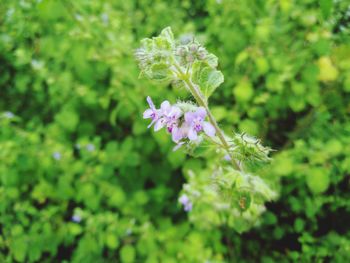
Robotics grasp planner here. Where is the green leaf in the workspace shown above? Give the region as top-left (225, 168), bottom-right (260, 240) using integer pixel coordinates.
top-left (159, 27), bottom-right (174, 45)
top-left (319, 0), bottom-right (333, 19)
top-left (55, 109), bottom-right (79, 132)
top-left (105, 234), bottom-right (119, 249)
top-left (318, 56), bottom-right (339, 82)
top-left (120, 245), bottom-right (135, 263)
top-left (306, 167), bottom-right (330, 194)
top-left (206, 53), bottom-right (218, 68)
top-left (344, 74), bottom-right (350, 92)
top-left (68, 223), bottom-right (83, 236)
top-left (235, 50), bottom-right (249, 65)
top-left (150, 63), bottom-right (173, 82)
top-left (255, 57), bottom-right (269, 75)
top-left (233, 78), bottom-right (254, 102)
top-left (294, 218), bottom-right (305, 233)
top-left (192, 61), bottom-right (224, 98)
top-left (231, 216), bottom-right (251, 234)
top-left (203, 69), bottom-right (224, 98)
top-left (325, 139), bottom-right (342, 157)
top-left (11, 237), bottom-right (28, 262)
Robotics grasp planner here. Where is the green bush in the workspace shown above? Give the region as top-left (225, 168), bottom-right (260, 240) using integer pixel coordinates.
top-left (0, 0), bottom-right (349, 262)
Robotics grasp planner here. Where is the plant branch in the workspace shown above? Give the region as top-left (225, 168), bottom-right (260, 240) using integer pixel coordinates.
top-left (173, 62), bottom-right (242, 171)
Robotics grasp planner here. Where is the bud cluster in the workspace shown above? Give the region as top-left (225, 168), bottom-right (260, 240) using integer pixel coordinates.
top-left (134, 29), bottom-right (175, 81)
top-left (175, 42), bottom-right (207, 65)
top-left (135, 28), bottom-right (214, 83)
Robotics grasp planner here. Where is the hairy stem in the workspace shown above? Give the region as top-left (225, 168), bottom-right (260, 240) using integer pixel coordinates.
top-left (173, 63), bottom-right (242, 171)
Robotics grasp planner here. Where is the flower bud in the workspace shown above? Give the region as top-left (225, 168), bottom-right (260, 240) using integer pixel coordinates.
top-left (186, 54), bottom-right (195, 63)
top-left (189, 43), bottom-right (199, 53)
top-left (197, 48), bottom-right (207, 60)
top-left (176, 46), bottom-right (186, 57)
top-left (230, 133), bottom-right (271, 164)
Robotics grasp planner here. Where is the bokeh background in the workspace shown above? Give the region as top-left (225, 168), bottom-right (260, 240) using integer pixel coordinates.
top-left (1, 0), bottom-right (350, 262)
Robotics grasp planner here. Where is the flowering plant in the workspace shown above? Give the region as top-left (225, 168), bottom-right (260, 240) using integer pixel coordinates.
top-left (136, 27), bottom-right (276, 232)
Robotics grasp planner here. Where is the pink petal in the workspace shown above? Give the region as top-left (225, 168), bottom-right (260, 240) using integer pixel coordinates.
top-left (146, 96), bottom-right (155, 109)
top-left (143, 109), bottom-right (153, 119)
top-left (196, 107), bottom-right (207, 119)
top-left (171, 126), bottom-right (183, 142)
top-left (154, 119), bottom-right (165, 131)
top-left (203, 122), bottom-right (215, 137)
top-left (160, 100), bottom-right (171, 112)
top-left (184, 111), bottom-right (195, 124)
top-left (170, 106), bottom-right (182, 119)
top-left (188, 128), bottom-right (198, 141)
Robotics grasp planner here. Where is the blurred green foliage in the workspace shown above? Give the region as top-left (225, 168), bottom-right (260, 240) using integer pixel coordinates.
top-left (0, 0), bottom-right (350, 262)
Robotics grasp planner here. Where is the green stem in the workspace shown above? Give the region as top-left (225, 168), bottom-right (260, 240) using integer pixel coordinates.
top-left (173, 63), bottom-right (242, 171)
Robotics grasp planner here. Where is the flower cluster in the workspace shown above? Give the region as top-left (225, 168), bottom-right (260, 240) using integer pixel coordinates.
top-left (143, 96), bottom-right (215, 148)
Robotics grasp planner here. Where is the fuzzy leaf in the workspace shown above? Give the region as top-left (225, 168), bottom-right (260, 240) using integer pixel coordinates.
top-left (192, 61), bottom-right (224, 98)
top-left (206, 53), bottom-right (218, 68)
top-left (233, 191), bottom-right (252, 212)
top-left (159, 27), bottom-right (175, 46)
top-left (150, 63), bottom-right (173, 82)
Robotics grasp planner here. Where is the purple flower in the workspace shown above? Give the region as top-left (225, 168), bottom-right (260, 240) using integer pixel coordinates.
top-left (171, 125), bottom-right (186, 143)
top-left (143, 96), bottom-right (161, 129)
top-left (153, 102), bottom-right (167, 129)
top-left (153, 101), bottom-right (183, 138)
top-left (224, 154), bottom-right (231, 161)
top-left (179, 194), bottom-right (193, 212)
top-left (125, 229), bottom-right (132, 235)
top-left (52, 152), bottom-right (61, 160)
top-left (72, 214), bottom-right (81, 223)
top-left (165, 107), bottom-right (182, 134)
top-left (101, 13), bottom-right (109, 24)
top-left (4, 111), bottom-right (14, 119)
top-left (184, 107), bottom-right (215, 141)
top-left (86, 143), bottom-right (95, 152)
top-left (143, 97), bottom-right (184, 141)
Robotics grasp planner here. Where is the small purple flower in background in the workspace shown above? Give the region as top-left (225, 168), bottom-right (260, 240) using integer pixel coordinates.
top-left (184, 107), bottom-right (215, 141)
top-left (52, 152), bottom-right (61, 160)
top-left (143, 96), bottom-right (161, 129)
top-left (224, 154), bottom-right (231, 161)
top-left (74, 14), bottom-right (83, 21)
top-left (86, 143), bottom-right (95, 152)
top-left (31, 59), bottom-right (44, 70)
top-left (179, 194), bottom-right (193, 212)
top-left (4, 111), bottom-right (14, 119)
top-left (101, 13), bottom-right (109, 25)
top-left (72, 214), bottom-right (81, 223)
